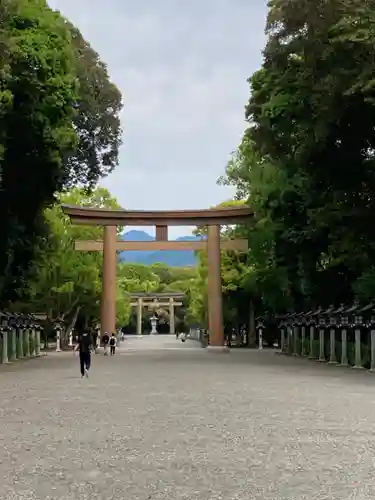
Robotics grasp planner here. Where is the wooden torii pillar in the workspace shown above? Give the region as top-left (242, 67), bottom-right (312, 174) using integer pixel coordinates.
top-left (62, 205), bottom-right (252, 350)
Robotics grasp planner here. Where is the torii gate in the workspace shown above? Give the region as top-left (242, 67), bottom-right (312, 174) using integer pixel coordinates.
top-left (62, 205), bottom-right (253, 351)
top-left (129, 292), bottom-right (184, 335)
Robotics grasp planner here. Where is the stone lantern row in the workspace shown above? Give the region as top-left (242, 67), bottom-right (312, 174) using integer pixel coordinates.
top-left (262, 303), bottom-right (375, 371)
top-left (0, 312), bottom-right (45, 364)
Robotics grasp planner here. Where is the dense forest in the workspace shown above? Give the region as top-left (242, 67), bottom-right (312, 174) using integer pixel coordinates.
top-left (2, 0), bottom-right (375, 340)
top-left (219, 0), bottom-right (375, 313)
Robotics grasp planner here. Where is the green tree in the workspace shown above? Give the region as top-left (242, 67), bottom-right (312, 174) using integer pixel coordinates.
top-left (219, 0), bottom-right (375, 312)
top-left (0, 0), bottom-right (78, 303)
top-left (117, 263), bottom-right (161, 294)
top-left (0, 1), bottom-right (123, 304)
top-left (62, 20), bottom-right (123, 187)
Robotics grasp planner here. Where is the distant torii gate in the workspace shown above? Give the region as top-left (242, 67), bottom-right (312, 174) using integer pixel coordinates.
top-left (130, 292), bottom-right (184, 335)
top-left (62, 205), bottom-right (253, 351)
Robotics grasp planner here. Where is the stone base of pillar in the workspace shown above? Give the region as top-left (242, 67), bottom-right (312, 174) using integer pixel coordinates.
top-left (206, 345), bottom-right (230, 353)
top-left (352, 365), bottom-right (364, 370)
top-left (328, 360), bottom-right (338, 365)
top-left (336, 363), bottom-right (349, 367)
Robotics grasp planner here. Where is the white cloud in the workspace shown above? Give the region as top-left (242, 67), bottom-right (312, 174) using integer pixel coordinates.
top-left (48, 0), bottom-right (268, 237)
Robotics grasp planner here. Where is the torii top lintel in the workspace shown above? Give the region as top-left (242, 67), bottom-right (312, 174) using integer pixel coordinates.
top-left (61, 205), bottom-right (253, 227)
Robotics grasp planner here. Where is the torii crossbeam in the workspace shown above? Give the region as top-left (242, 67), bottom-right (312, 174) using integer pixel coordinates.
top-left (62, 205), bottom-right (253, 351)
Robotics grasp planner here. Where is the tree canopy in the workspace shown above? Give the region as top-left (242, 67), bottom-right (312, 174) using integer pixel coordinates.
top-left (219, 0), bottom-right (375, 311)
top-left (0, 0), bottom-right (122, 304)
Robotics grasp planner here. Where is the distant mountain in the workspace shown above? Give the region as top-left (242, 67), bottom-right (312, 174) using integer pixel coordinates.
top-left (119, 230), bottom-right (155, 264)
top-left (119, 230), bottom-right (202, 266)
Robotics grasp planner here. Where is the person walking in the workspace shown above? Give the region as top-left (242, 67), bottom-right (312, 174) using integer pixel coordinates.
top-left (92, 329), bottom-right (98, 354)
top-left (102, 332), bottom-right (109, 355)
top-left (225, 326), bottom-right (232, 348)
top-left (109, 333), bottom-right (117, 355)
top-left (74, 331), bottom-right (92, 378)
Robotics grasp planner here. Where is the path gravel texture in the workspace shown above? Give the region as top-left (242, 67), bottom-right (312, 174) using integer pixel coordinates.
top-left (0, 335), bottom-right (375, 500)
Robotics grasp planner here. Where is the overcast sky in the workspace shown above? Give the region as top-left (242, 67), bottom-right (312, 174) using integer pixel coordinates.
top-left (48, 0), bottom-right (267, 237)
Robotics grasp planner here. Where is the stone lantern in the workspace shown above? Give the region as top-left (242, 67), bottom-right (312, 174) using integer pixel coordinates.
top-left (13, 313), bottom-right (23, 358)
top-left (304, 310), bottom-right (314, 358)
top-left (362, 304), bottom-right (375, 372)
top-left (7, 313), bottom-right (17, 362)
top-left (293, 312), bottom-right (301, 353)
top-left (352, 305), bottom-right (364, 369)
top-left (327, 305), bottom-right (341, 364)
top-left (22, 314), bottom-right (31, 357)
top-left (32, 315), bottom-right (42, 357)
top-left (308, 308), bottom-right (321, 359)
top-left (317, 308), bottom-right (329, 362)
top-left (338, 304), bottom-right (351, 367)
top-left (28, 314), bottom-right (36, 357)
top-left (293, 312), bottom-right (303, 356)
top-left (24, 314), bottom-right (32, 357)
top-left (150, 314), bottom-right (158, 335)
top-left (54, 318), bottom-right (64, 352)
top-left (286, 313), bottom-right (296, 355)
top-left (279, 313), bottom-right (289, 354)
top-left (255, 316), bottom-right (265, 350)
top-left (276, 314), bottom-right (284, 353)
top-left (94, 324), bottom-right (101, 348)
top-left (0, 312), bottom-right (9, 364)
top-left (319, 305), bottom-right (334, 363)
top-left (0, 312), bottom-right (7, 334)
top-left (299, 311), bottom-right (309, 356)
top-left (0, 312), bottom-right (8, 329)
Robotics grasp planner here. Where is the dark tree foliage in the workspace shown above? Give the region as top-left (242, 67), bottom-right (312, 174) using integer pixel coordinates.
top-left (0, 0), bottom-right (123, 304)
top-left (62, 21), bottom-right (123, 188)
top-left (221, 0), bottom-right (375, 310)
top-left (0, 0), bottom-right (77, 303)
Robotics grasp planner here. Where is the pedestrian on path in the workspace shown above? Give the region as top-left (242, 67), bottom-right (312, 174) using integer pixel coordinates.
top-left (102, 332), bottom-right (109, 355)
top-left (92, 330), bottom-right (98, 354)
top-left (225, 327), bottom-right (232, 348)
top-left (109, 333), bottom-right (117, 355)
top-left (74, 331), bottom-right (92, 378)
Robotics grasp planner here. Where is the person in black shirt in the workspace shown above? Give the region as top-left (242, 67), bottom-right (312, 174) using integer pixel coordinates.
top-left (109, 333), bottom-right (117, 355)
top-left (224, 326), bottom-right (232, 348)
top-left (74, 331), bottom-right (92, 378)
top-left (102, 332), bottom-right (110, 355)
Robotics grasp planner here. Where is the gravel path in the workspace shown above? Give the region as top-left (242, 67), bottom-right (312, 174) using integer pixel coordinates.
top-left (0, 336), bottom-right (374, 500)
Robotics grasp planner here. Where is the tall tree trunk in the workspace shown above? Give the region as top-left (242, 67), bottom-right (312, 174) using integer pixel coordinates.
top-left (62, 305), bottom-right (80, 347)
